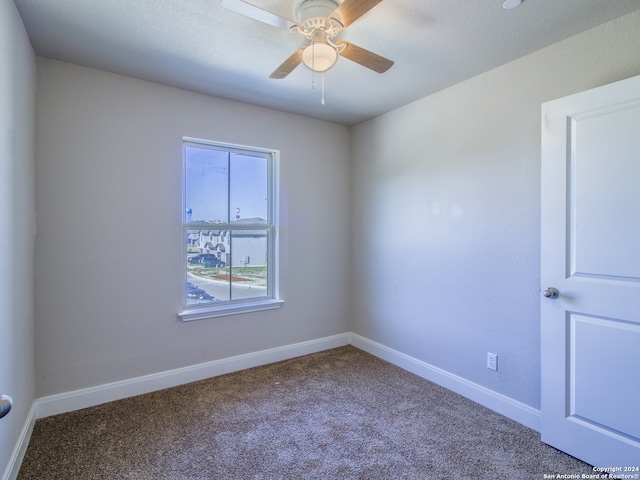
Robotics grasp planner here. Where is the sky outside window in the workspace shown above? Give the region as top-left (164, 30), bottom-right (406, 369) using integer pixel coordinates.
top-left (185, 146), bottom-right (268, 223)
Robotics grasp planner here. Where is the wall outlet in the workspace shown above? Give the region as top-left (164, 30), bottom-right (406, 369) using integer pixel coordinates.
top-left (487, 352), bottom-right (498, 371)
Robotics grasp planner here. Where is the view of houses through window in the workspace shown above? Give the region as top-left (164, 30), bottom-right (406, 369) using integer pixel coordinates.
top-left (183, 139), bottom-right (275, 310)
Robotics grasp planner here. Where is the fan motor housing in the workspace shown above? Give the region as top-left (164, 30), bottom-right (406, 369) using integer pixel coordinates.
top-left (296, 0), bottom-right (338, 24)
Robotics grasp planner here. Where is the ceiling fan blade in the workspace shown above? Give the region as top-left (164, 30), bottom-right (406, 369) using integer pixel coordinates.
top-left (337, 42), bottom-right (393, 73)
top-left (330, 0), bottom-right (384, 28)
top-left (221, 0), bottom-right (296, 30)
top-left (270, 48), bottom-right (305, 79)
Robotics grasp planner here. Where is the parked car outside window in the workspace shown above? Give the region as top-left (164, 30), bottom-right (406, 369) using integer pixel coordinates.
top-left (186, 282), bottom-right (215, 301)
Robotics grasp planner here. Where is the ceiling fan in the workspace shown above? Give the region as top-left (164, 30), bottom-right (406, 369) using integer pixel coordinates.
top-left (221, 0), bottom-right (394, 79)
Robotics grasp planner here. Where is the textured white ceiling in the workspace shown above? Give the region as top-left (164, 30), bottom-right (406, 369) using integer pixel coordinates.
top-left (14, 0), bottom-right (640, 125)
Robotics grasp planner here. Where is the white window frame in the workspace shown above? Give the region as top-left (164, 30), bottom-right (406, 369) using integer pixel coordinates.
top-left (178, 137), bottom-right (283, 321)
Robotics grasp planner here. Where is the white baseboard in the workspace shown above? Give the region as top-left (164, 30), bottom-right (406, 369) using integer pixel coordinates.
top-left (35, 333), bottom-right (351, 419)
top-left (33, 331), bottom-right (539, 430)
top-left (1, 403), bottom-right (36, 480)
top-left (350, 333), bottom-right (541, 432)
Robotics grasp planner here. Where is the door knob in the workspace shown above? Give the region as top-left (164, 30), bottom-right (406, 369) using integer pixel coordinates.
top-left (0, 395), bottom-right (12, 419)
top-left (543, 287), bottom-right (560, 299)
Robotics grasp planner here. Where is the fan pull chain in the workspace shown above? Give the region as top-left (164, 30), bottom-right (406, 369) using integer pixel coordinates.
top-left (310, 72), bottom-right (326, 106)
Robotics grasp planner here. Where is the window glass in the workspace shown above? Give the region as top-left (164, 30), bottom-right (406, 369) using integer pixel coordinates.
top-left (230, 229), bottom-right (269, 301)
top-left (230, 152), bottom-right (268, 222)
top-left (185, 146), bottom-right (229, 223)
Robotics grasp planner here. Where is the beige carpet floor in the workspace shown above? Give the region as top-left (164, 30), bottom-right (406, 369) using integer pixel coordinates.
top-left (18, 346), bottom-right (592, 479)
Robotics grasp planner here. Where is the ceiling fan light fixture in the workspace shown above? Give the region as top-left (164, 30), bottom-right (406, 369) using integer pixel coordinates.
top-left (301, 29), bottom-right (338, 72)
top-left (302, 41), bottom-right (338, 72)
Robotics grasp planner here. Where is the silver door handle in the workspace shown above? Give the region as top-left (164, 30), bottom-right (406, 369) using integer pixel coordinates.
top-left (0, 395), bottom-right (12, 419)
top-left (543, 287), bottom-right (560, 299)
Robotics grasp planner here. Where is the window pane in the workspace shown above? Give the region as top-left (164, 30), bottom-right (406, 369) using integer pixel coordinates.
top-left (186, 228), bottom-right (230, 303)
top-left (230, 152), bottom-right (268, 222)
top-left (185, 146), bottom-right (229, 223)
top-left (230, 229), bottom-right (269, 301)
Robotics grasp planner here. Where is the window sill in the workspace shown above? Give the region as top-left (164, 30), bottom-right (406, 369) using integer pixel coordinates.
top-left (178, 299), bottom-right (284, 322)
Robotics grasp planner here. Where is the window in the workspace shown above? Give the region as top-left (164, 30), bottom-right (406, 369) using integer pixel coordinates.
top-left (179, 138), bottom-right (282, 321)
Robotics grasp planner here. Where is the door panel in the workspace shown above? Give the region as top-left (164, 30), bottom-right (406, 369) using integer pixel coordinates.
top-left (571, 105), bottom-right (640, 279)
top-left (541, 74), bottom-right (640, 466)
top-left (572, 314), bottom-right (640, 440)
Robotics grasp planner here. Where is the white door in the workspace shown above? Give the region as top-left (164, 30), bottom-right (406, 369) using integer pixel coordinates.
top-left (541, 74), bottom-right (640, 466)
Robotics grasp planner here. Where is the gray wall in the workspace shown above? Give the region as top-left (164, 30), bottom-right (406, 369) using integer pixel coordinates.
top-left (0, 0), bottom-right (37, 476)
top-left (350, 11), bottom-right (640, 410)
top-left (34, 59), bottom-right (351, 396)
